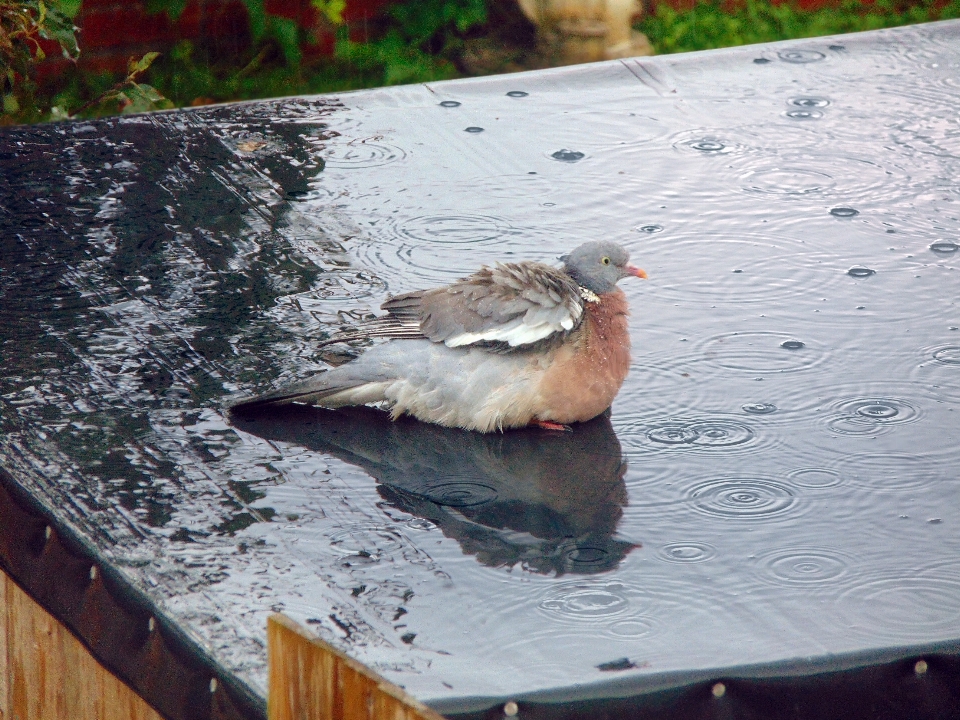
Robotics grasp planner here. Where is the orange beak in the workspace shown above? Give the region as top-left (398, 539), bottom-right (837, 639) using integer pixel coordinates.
top-left (625, 264), bottom-right (648, 279)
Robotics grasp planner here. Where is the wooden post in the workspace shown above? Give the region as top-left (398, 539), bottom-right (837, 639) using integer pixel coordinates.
top-left (1, 574), bottom-right (8, 720)
top-left (268, 614), bottom-right (447, 720)
top-left (0, 568), bottom-right (162, 720)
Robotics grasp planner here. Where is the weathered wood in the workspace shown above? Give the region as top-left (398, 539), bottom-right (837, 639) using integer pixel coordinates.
top-left (1, 573), bottom-right (9, 720)
top-left (1, 567), bottom-right (162, 720)
top-left (268, 614), bottom-right (446, 720)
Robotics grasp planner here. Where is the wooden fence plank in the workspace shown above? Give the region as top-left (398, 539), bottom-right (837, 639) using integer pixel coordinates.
top-left (268, 614), bottom-right (446, 720)
top-left (1, 573), bottom-right (9, 720)
top-left (1, 567), bottom-right (163, 720)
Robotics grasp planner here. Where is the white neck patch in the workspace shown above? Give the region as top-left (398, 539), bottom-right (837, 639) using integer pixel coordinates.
top-left (579, 286), bottom-right (600, 304)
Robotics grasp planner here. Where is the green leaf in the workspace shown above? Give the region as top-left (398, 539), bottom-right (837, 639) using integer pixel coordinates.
top-left (48, 0), bottom-right (82, 19)
top-left (144, 0), bottom-right (189, 20)
top-left (269, 16), bottom-right (301, 67)
top-left (3, 94), bottom-right (20, 115)
top-left (243, 0), bottom-right (267, 41)
top-left (120, 83), bottom-right (174, 114)
top-left (312, 0), bottom-right (346, 24)
top-left (128, 51), bottom-right (161, 76)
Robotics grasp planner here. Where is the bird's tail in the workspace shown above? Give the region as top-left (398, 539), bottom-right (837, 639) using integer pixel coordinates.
top-left (229, 361), bottom-right (390, 412)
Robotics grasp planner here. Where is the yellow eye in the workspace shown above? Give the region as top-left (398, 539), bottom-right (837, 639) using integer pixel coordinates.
top-left (601, 256), bottom-right (611, 265)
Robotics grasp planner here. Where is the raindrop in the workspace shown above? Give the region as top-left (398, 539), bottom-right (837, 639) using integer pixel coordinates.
top-left (688, 478), bottom-right (797, 520)
top-left (538, 583), bottom-right (631, 620)
top-left (323, 141), bottom-right (406, 169)
top-left (647, 425), bottom-right (699, 444)
top-left (780, 340), bottom-right (805, 350)
top-left (742, 402), bottom-right (777, 414)
top-left (506, 91), bottom-right (528, 98)
top-left (930, 240), bottom-right (959, 253)
top-left (688, 421), bottom-right (755, 447)
top-left (551, 149), bottom-right (585, 162)
top-left (406, 518), bottom-right (436, 531)
top-left (856, 403), bottom-right (899, 419)
top-left (691, 140), bottom-right (725, 152)
top-left (439, 100), bottom-right (461, 107)
top-left (847, 266), bottom-right (875, 277)
top-left (785, 109), bottom-right (823, 120)
top-left (328, 525), bottom-right (404, 555)
top-left (830, 206), bottom-right (859, 217)
top-left (658, 541), bottom-right (717, 563)
top-left (778, 49), bottom-right (826, 63)
top-left (790, 96), bottom-right (830, 108)
top-left (933, 346), bottom-right (960, 364)
top-left (465, 126), bottom-right (484, 133)
top-left (565, 545), bottom-right (611, 567)
top-left (419, 480), bottom-right (498, 507)
top-left (636, 224), bottom-right (663, 233)
top-left (824, 397), bottom-right (919, 436)
top-left (758, 548), bottom-right (851, 586)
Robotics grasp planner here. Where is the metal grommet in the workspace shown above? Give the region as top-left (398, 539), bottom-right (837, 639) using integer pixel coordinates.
top-left (712, 682), bottom-right (726, 698)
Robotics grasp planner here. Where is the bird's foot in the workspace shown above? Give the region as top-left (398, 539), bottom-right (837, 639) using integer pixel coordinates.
top-left (532, 420), bottom-right (572, 432)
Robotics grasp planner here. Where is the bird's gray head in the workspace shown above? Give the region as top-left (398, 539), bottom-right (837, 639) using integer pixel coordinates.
top-left (560, 241), bottom-right (647, 294)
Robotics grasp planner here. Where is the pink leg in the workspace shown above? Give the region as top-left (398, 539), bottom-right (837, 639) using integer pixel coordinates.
top-left (532, 419), bottom-right (572, 432)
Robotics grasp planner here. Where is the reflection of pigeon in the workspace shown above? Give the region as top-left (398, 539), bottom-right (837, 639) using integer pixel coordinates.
top-left (231, 241), bottom-right (646, 432)
top-left (231, 405), bottom-right (639, 575)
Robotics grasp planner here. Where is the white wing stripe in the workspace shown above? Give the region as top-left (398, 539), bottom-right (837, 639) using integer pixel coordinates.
top-left (445, 320), bottom-right (568, 348)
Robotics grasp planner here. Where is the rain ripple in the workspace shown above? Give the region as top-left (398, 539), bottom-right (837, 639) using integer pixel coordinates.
top-left (322, 139), bottom-right (407, 169)
top-left (700, 331), bottom-right (824, 373)
top-left (687, 478), bottom-right (798, 521)
top-left (820, 396), bottom-right (920, 437)
top-left (615, 415), bottom-right (769, 458)
top-left (837, 574), bottom-right (960, 644)
top-left (754, 547), bottom-right (852, 587)
top-left (657, 541), bottom-right (717, 564)
top-left (350, 213), bottom-right (524, 287)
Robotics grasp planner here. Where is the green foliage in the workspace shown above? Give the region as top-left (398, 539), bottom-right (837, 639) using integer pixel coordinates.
top-left (1, 0), bottom-right (79, 123)
top-left (6, 0), bottom-right (959, 126)
top-left (336, 0), bottom-right (486, 86)
top-left (639, 0), bottom-right (960, 54)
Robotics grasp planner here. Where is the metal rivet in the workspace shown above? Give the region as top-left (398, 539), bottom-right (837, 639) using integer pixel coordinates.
top-left (503, 700), bottom-right (519, 716)
top-left (209, 678), bottom-right (218, 693)
top-left (148, 617), bottom-right (156, 632)
top-left (712, 682), bottom-right (726, 698)
top-left (44, 526), bottom-right (52, 540)
top-left (915, 660), bottom-right (928, 675)
top-left (89, 565), bottom-right (98, 581)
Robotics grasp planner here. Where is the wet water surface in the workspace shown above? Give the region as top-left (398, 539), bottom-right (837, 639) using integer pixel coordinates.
top-left (2, 20), bottom-right (960, 716)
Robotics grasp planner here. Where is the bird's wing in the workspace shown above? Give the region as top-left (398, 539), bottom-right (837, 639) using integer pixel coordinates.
top-left (401, 261), bottom-right (585, 348)
top-left (314, 261), bottom-right (584, 349)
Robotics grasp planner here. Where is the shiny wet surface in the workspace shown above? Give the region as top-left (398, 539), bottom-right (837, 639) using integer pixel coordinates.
top-left (2, 20), bottom-right (960, 714)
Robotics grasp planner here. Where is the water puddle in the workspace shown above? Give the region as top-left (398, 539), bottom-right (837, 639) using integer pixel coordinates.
top-left (2, 23), bottom-right (960, 713)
